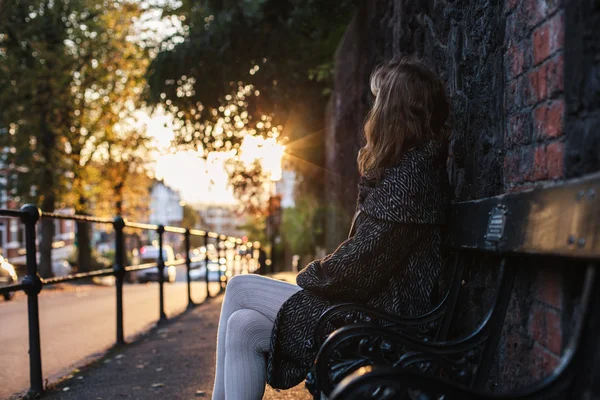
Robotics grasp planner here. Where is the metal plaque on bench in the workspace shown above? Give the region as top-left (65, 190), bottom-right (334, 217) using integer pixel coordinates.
top-left (485, 204), bottom-right (507, 246)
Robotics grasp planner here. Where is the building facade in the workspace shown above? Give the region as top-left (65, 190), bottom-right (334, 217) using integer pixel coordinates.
top-left (196, 204), bottom-right (245, 238)
top-left (149, 180), bottom-right (184, 227)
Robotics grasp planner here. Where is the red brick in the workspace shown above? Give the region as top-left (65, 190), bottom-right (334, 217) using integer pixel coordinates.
top-left (531, 342), bottom-right (561, 379)
top-left (506, 112), bottom-right (531, 147)
top-left (505, 146), bottom-right (535, 183)
top-left (524, 0), bottom-right (562, 28)
top-left (529, 54), bottom-right (564, 104)
top-left (505, 151), bottom-right (520, 183)
top-left (528, 305), bottom-right (562, 354)
top-left (533, 270), bottom-right (563, 309)
top-left (532, 12), bottom-right (564, 65)
top-left (504, 12), bottom-right (521, 46)
top-left (528, 67), bottom-right (547, 104)
top-left (507, 43), bottom-right (526, 79)
top-left (545, 53), bottom-right (564, 97)
top-left (506, 75), bottom-right (534, 111)
top-left (534, 146), bottom-right (548, 180)
top-left (546, 141), bottom-right (564, 179)
top-left (533, 100), bottom-right (564, 139)
top-left (533, 142), bottom-right (564, 180)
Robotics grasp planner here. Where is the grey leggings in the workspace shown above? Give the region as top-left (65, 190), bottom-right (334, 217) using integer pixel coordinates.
top-left (212, 274), bottom-right (301, 400)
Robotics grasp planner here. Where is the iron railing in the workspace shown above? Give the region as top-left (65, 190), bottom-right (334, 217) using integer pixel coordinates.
top-left (0, 204), bottom-right (260, 397)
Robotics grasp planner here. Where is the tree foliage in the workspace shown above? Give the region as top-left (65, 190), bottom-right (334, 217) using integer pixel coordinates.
top-left (146, 0), bottom-right (356, 210)
top-left (0, 0), bottom-right (153, 274)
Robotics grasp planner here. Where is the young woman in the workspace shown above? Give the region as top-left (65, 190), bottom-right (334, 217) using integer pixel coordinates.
top-left (211, 56), bottom-right (451, 400)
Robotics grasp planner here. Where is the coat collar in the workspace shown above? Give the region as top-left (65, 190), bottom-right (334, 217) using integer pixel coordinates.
top-left (357, 141), bottom-right (449, 224)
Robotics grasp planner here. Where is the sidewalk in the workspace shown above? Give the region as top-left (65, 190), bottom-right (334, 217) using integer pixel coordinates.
top-left (41, 276), bottom-right (311, 400)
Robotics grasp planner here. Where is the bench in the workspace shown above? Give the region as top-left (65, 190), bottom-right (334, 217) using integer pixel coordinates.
top-left (309, 172), bottom-right (600, 399)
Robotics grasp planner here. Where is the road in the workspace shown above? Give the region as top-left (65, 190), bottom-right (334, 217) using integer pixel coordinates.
top-left (0, 267), bottom-right (222, 399)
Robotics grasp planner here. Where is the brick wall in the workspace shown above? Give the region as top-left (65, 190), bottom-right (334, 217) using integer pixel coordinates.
top-left (499, 0), bottom-right (567, 389)
top-left (325, 0), bottom-right (600, 392)
top-left (504, 1), bottom-right (565, 189)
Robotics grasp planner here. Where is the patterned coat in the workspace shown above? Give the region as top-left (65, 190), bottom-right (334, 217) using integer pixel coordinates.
top-left (266, 141), bottom-right (450, 389)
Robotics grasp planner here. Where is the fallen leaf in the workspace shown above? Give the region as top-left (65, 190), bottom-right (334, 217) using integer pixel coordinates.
top-left (151, 383), bottom-right (165, 388)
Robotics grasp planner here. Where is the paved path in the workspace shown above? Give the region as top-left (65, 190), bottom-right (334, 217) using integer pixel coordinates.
top-left (1, 266), bottom-right (222, 399)
top-left (40, 295), bottom-right (312, 400)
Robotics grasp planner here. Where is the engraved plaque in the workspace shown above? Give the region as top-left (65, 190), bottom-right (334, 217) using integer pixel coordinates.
top-left (486, 205), bottom-right (506, 243)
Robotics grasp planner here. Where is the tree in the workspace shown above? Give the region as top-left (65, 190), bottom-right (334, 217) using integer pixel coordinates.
top-left (146, 0), bottom-right (357, 209)
top-left (0, 0), bottom-right (152, 275)
top-left (90, 131), bottom-right (153, 218)
top-left (0, 0), bottom-right (102, 276)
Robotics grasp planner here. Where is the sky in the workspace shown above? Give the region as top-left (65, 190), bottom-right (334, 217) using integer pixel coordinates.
top-left (136, 5), bottom-right (286, 207)
top-left (143, 109), bottom-right (237, 206)
top-left (133, 7), bottom-right (238, 206)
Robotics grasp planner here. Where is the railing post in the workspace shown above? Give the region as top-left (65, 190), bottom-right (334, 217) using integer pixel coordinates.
top-left (157, 225), bottom-right (167, 323)
top-left (204, 233), bottom-right (210, 298)
top-left (113, 216), bottom-right (126, 345)
top-left (185, 229), bottom-right (194, 309)
top-left (20, 204), bottom-right (43, 396)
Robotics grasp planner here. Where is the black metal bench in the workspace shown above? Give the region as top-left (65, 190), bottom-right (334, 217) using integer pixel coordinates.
top-left (309, 172), bottom-right (600, 399)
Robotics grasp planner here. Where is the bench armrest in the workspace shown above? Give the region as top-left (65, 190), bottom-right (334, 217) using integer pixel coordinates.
top-left (313, 322), bottom-right (492, 397)
top-left (313, 300), bottom-right (449, 347)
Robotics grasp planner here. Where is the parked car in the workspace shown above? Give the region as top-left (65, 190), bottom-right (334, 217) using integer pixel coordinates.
top-left (0, 256), bottom-right (18, 301)
top-left (135, 245), bottom-right (177, 284)
top-left (190, 261), bottom-right (223, 282)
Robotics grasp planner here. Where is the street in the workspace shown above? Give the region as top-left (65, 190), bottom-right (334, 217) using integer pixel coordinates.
top-left (0, 267), bottom-right (221, 399)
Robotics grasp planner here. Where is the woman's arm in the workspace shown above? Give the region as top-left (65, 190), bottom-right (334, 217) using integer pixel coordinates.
top-left (296, 213), bottom-right (427, 301)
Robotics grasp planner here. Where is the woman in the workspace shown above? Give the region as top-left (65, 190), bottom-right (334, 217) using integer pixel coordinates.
top-left (212, 56), bottom-right (451, 399)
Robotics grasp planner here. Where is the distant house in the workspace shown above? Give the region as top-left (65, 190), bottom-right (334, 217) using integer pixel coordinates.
top-left (196, 204), bottom-right (245, 238)
top-left (148, 180), bottom-right (184, 249)
top-left (150, 180), bottom-right (184, 227)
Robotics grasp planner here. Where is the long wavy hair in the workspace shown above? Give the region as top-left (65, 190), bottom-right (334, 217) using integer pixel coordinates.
top-left (357, 56), bottom-right (450, 176)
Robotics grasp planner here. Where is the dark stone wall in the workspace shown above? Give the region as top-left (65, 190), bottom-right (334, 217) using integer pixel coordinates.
top-left (563, 0), bottom-right (600, 396)
top-left (325, 0), bottom-right (506, 249)
top-left (325, 0), bottom-right (600, 392)
top-left (564, 0), bottom-right (600, 177)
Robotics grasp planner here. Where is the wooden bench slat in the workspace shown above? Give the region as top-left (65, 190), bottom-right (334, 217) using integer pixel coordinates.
top-left (448, 172), bottom-right (600, 259)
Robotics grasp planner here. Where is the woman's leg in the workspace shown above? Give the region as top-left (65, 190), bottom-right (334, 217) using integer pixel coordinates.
top-left (224, 309), bottom-right (272, 400)
top-left (212, 274), bottom-right (301, 400)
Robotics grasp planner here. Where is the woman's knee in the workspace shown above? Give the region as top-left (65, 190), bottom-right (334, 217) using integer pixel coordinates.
top-left (227, 274), bottom-right (268, 290)
top-left (225, 274), bottom-right (268, 300)
top-left (226, 309), bottom-right (272, 351)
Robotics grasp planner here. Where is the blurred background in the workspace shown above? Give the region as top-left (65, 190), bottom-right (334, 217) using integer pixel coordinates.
top-left (0, 0), bottom-right (357, 280)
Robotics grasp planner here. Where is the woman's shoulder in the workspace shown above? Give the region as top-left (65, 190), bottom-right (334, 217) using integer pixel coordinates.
top-left (359, 141), bottom-right (450, 224)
